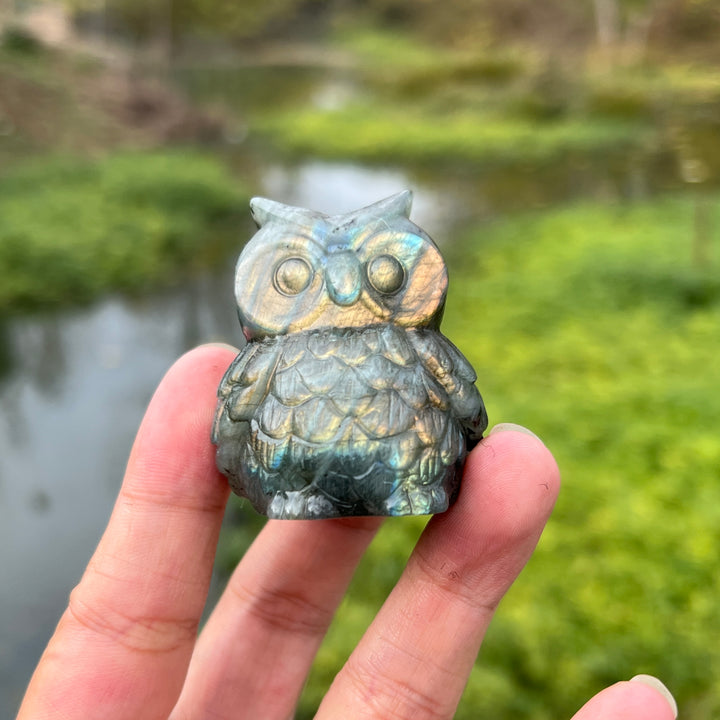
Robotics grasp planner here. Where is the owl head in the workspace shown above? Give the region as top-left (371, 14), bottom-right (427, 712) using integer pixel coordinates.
top-left (234, 190), bottom-right (449, 340)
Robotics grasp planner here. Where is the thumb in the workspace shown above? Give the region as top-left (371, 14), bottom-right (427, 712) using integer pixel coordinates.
top-left (571, 675), bottom-right (677, 720)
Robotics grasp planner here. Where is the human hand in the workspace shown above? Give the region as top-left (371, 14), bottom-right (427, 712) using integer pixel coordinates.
top-left (17, 345), bottom-right (677, 719)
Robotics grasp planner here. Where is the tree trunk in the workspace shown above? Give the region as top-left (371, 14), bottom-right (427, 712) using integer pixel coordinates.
top-left (592, 0), bottom-right (620, 48)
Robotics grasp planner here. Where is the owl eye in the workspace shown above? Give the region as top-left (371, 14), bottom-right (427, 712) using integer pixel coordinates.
top-left (274, 257), bottom-right (313, 296)
top-left (366, 254), bottom-right (405, 295)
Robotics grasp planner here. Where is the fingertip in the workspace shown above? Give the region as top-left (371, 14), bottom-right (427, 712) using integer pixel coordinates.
top-left (483, 423), bottom-right (556, 478)
top-left (125, 344), bottom-right (237, 500)
top-left (572, 678), bottom-right (677, 719)
top-left (320, 425), bottom-right (561, 719)
top-left (171, 343), bottom-right (239, 379)
top-left (629, 676), bottom-right (678, 718)
top-left (199, 341), bottom-right (241, 354)
top-left (489, 422), bottom-right (544, 443)
top-left (417, 421), bottom-right (560, 600)
top-left (144, 343), bottom-right (238, 427)
top-left (465, 422), bottom-right (561, 516)
top-left (26, 346), bottom-right (243, 720)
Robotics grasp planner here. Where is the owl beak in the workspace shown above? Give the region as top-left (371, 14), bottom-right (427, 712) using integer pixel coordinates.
top-left (325, 252), bottom-right (362, 306)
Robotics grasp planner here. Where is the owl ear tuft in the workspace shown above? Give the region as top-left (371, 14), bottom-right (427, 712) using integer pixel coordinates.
top-left (367, 190), bottom-right (413, 220)
top-left (249, 197), bottom-right (305, 228)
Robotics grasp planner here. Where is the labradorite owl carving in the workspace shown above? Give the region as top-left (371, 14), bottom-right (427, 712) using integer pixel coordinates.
top-left (212, 191), bottom-right (487, 519)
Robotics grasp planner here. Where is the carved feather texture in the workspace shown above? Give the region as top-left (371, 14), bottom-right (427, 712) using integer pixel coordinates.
top-left (214, 323), bottom-right (485, 518)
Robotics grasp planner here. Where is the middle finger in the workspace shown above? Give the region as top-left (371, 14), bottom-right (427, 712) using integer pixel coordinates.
top-left (170, 515), bottom-right (382, 720)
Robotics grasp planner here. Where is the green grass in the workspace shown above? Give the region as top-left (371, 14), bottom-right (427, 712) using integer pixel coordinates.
top-left (244, 27), bottom-right (720, 176)
top-left (247, 28), bottom-right (664, 169)
top-left (254, 105), bottom-right (648, 168)
top-left (0, 150), bottom-right (248, 313)
top-left (439, 194), bottom-right (720, 718)
top-left (333, 26), bottom-right (454, 70)
top-left (219, 191), bottom-right (720, 719)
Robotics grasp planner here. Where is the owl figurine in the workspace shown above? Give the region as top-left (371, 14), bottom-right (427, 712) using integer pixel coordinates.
top-left (212, 190), bottom-right (487, 519)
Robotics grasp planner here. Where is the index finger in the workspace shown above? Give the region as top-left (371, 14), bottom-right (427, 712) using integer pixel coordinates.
top-left (18, 345), bottom-right (236, 720)
top-left (316, 427), bottom-right (561, 719)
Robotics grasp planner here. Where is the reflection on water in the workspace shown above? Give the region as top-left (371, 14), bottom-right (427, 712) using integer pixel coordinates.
top-left (0, 275), bottom-right (240, 710)
top-left (0, 161), bottom-right (442, 714)
top-left (0, 305), bottom-right (121, 705)
top-left (262, 161), bottom-right (456, 238)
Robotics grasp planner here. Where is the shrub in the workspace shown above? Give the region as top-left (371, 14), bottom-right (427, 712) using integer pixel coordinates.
top-left (587, 86), bottom-right (656, 120)
top-left (0, 151), bottom-right (248, 313)
top-left (0, 25), bottom-right (43, 55)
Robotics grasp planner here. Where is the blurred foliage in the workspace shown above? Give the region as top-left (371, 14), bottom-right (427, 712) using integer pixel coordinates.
top-left (439, 192), bottom-right (720, 718)
top-left (220, 191), bottom-right (720, 718)
top-left (49, 0), bottom-right (720, 59)
top-left (335, 0), bottom-right (720, 59)
top-left (243, 26), bottom-right (720, 187)
top-left (0, 151), bottom-right (247, 313)
top-left (144, 0), bottom-right (720, 57)
top-left (256, 105), bottom-right (646, 168)
top-left (0, 24), bottom-right (45, 54)
top-left (586, 84), bottom-right (657, 120)
top-left (64, 0), bottom-right (317, 43)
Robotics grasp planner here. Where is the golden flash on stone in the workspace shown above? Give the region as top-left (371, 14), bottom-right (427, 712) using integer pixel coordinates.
top-left (212, 191), bottom-right (488, 519)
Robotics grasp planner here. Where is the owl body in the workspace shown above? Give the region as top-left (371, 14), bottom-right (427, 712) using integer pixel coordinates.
top-left (213, 191), bottom-right (487, 519)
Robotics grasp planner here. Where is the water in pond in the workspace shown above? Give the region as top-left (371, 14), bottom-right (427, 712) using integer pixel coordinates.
top-left (0, 162), bottom-right (452, 714)
top-left (0, 275), bottom-right (234, 708)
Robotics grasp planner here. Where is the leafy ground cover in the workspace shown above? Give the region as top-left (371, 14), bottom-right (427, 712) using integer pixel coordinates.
top-left (440, 192), bottom-right (720, 718)
top-left (256, 105), bottom-right (647, 168)
top-left (219, 190), bottom-right (720, 719)
top-left (0, 151), bottom-right (247, 313)
top-left (250, 27), bottom-right (720, 182)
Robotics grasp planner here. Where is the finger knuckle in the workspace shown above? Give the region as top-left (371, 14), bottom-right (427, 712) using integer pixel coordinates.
top-left (342, 655), bottom-right (454, 720)
top-left (67, 584), bottom-right (198, 654)
top-left (229, 578), bottom-right (334, 637)
top-left (412, 545), bottom-right (498, 616)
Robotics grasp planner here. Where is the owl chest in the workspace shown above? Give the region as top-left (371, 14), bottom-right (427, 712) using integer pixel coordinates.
top-left (225, 326), bottom-right (463, 478)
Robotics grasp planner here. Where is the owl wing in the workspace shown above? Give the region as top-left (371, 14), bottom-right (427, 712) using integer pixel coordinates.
top-left (407, 330), bottom-right (488, 447)
top-left (211, 340), bottom-right (282, 443)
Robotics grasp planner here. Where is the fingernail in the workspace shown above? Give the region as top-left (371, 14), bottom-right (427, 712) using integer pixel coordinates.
top-left (489, 423), bottom-right (543, 444)
top-left (630, 675), bottom-right (678, 718)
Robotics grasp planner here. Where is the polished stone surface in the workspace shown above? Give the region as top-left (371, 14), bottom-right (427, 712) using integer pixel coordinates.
top-left (213, 191), bottom-right (487, 518)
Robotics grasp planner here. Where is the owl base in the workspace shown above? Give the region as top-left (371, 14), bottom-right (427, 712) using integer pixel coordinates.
top-left (229, 469), bottom-right (461, 520)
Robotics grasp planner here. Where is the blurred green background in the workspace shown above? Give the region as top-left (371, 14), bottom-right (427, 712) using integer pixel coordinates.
top-left (1, 0), bottom-right (719, 717)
